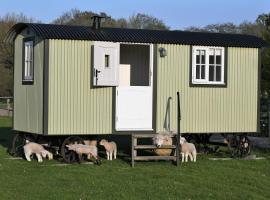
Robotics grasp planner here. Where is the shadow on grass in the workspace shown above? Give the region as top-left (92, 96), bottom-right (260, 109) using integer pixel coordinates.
top-left (0, 127), bottom-right (13, 150)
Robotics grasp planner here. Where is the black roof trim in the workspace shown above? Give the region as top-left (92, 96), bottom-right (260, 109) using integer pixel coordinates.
top-left (5, 23), bottom-right (269, 48)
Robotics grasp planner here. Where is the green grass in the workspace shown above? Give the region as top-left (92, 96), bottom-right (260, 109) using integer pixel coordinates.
top-left (0, 117), bottom-right (270, 200)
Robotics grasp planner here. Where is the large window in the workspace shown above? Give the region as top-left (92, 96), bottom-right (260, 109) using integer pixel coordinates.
top-left (23, 38), bottom-right (34, 83)
top-left (191, 46), bottom-right (225, 85)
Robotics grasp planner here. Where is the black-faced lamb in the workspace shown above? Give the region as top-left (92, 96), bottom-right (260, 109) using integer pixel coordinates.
top-left (23, 142), bottom-right (53, 162)
top-left (99, 139), bottom-right (117, 160)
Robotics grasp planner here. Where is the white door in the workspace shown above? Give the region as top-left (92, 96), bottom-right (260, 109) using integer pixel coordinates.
top-left (115, 44), bottom-right (153, 131)
top-left (93, 42), bottom-right (119, 86)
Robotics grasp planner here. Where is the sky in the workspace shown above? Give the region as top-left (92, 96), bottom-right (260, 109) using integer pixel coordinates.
top-left (0, 0), bottom-right (270, 30)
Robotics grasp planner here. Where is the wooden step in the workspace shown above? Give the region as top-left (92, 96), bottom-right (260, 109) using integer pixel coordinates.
top-left (134, 145), bottom-right (176, 149)
top-left (134, 156), bottom-right (176, 161)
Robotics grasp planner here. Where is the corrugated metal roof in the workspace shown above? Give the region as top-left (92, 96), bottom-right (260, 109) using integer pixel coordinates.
top-left (5, 23), bottom-right (268, 48)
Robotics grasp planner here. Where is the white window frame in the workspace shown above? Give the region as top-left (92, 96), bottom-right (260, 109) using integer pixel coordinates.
top-left (23, 39), bottom-right (34, 82)
top-left (192, 46), bottom-right (225, 85)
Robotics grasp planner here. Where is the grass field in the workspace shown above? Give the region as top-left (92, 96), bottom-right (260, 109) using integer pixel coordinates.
top-left (0, 117), bottom-right (270, 200)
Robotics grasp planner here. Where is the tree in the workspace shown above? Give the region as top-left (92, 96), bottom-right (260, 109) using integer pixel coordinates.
top-left (53, 10), bottom-right (168, 30)
top-left (52, 9), bottom-right (128, 28)
top-left (128, 13), bottom-right (169, 30)
top-left (185, 22), bottom-right (262, 36)
top-left (256, 13), bottom-right (270, 98)
top-left (0, 13), bottom-right (35, 96)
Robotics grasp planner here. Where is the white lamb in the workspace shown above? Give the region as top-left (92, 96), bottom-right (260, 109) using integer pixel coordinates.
top-left (83, 140), bottom-right (98, 159)
top-left (99, 139), bottom-right (117, 160)
top-left (66, 144), bottom-right (101, 165)
top-left (23, 142), bottom-right (53, 162)
top-left (180, 137), bottom-right (197, 162)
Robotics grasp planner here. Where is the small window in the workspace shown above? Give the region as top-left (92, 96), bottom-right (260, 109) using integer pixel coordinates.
top-left (105, 54), bottom-right (110, 68)
top-left (23, 38), bottom-right (34, 84)
top-left (191, 46), bottom-right (225, 85)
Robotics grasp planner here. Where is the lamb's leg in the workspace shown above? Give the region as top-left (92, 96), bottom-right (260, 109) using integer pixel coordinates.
top-left (78, 154), bottom-right (82, 164)
top-left (106, 151), bottom-right (109, 160)
top-left (185, 153), bottom-right (188, 162)
top-left (193, 151), bottom-right (197, 162)
top-left (36, 153), bottom-right (43, 162)
top-left (94, 155), bottom-right (101, 165)
top-left (181, 152), bottom-right (184, 163)
top-left (188, 153), bottom-right (193, 162)
top-left (25, 152), bottom-right (32, 162)
top-left (87, 154), bottom-right (91, 160)
top-left (113, 149), bottom-right (117, 159)
top-left (110, 152), bottom-right (113, 160)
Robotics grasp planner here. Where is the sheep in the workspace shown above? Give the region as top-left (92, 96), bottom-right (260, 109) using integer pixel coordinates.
top-left (152, 132), bottom-right (173, 156)
top-left (180, 137), bottom-right (197, 162)
top-left (66, 144), bottom-right (101, 165)
top-left (152, 133), bottom-right (197, 162)
top-left (99, 139), bottom-right (117, 160)
top-left (83, 140), bottom-right (97, 146)
top-left (23, 142), bottom-right (53, 162)
top-left (83, 140), bottom-right (98, 159)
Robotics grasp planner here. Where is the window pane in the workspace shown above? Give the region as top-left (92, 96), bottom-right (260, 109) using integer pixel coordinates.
top-left (209, 55), bottom-right (214, 64)
top-left (23, 40), bottom-right (34, 81)
top-left (30, 44), bottom-right (33, 61)
top-left (105, 54), bottom-right (110, 67)
top-left (196, 50), bottom-right (200, 64)
top-left (201, 65), bottom-right (205, 79)
top-left (201, 50), bottom-right (205, 64)
top-left (216, 55), bottom-right (221, 65)
top-left (209, 48), bottom-right (214, 64)
top-left (216, 66), bottom-right (221, 81)
top-left (209, 65), bottom-right (214, 81)
top-left (196, 65), bottom-right (200, 79)
top-left (25, 45), bottom-right (28, 61)
top-left (25, 62), bottom-right (29, 78)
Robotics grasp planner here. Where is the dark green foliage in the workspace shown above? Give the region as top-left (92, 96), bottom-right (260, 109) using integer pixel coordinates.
top-left (128, 13), bottom-right (169, 30)
top-left (52, 9), bottom-right (128, 28)
top-left (53, 9), bottom-right (168, 30)
top-left (0, 13), bottom-right (35, 96)
top-left (257, 14), bottom-right (270, 98)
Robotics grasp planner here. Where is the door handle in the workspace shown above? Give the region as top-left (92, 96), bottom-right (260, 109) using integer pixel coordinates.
top-left (95, 69), bottom-right (101, 76)
top-left (95, 69), bottom-right (101, 85)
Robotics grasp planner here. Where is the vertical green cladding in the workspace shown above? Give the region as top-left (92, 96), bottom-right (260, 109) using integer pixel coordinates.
top-left (13, 29), bottom-right (43, 134)
top-left (156, 44), bottom-right (259, 133)
top-left (47, 39), bottom-right (113, 135)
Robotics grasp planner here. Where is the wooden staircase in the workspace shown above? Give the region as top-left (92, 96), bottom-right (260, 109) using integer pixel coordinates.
top-left (131, 133), bottom-right (180, 167)
top-left (131, 92), bottom-right (182, 167)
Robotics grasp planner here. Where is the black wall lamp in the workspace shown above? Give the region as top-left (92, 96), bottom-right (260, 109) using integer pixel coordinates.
top-left (159, 47), bottom-right (167, 57)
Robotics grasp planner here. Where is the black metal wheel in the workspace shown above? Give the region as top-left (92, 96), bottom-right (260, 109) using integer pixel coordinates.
top-left (60, 136), bottom-right (84, 163)
top-left (239, 135), bottom-right (251, 157)
top-left (227, 134), bottom-right (251, 158)
top-left (10, 133), bottom-right (27, 157)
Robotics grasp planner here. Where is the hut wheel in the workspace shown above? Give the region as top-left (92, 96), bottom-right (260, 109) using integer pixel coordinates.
top-left (239, 135), bottom-right (251, 157)
top-left (227, 135), bottom-right (251, 158)
top-left (10, 133), bottom-right (31, 157)
top-left (60, 136), bottom-right (84, 163)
